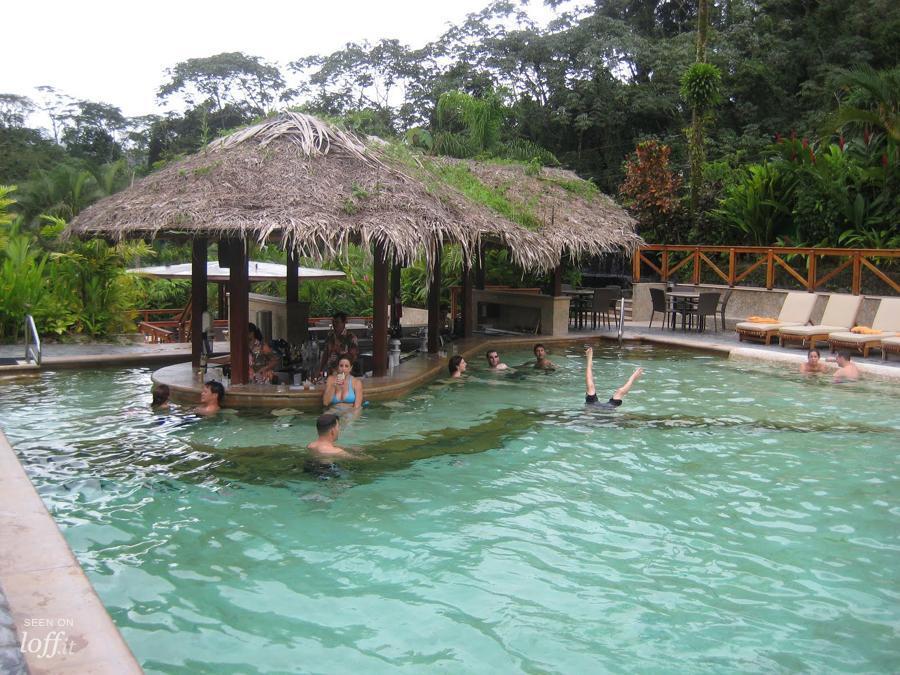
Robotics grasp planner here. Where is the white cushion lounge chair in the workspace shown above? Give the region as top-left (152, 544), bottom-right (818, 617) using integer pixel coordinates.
top-left (881, 335), bottom-right (900, 361)
top-left (735, 292), bottom-right (818, 345)
top-left (827, 297), bottom-right (900, 358)
top-left (778, 294), bottom-right (863, 349)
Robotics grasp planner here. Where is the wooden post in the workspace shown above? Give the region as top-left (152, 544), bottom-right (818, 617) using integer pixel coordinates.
top-left (217, 283), bottom-right (227, 320)
top-left (390, 260), bottom-right (402, 337)
top-left (552, 263), bottom-right (563, 296)
top-left (852, 251), bottom-right (861, 295)
top-left (662, 249), bottom-right (669, 282)
top-left (428, 246), bottom-right (442, 353)
top-left (474, 242), bottom-right (485, 290)
top-left (462, 259), bottom-right (474, 338)
top-left (632, 249), bottom-right (641, 282)
top-left (728, 248), bottom-right (736, 287)
top-left (190, 237), bottom-right (207, 368)
top-left (807, 252), bottom-right (817, 292)
top-left (766, 249), bottom-right (774, 289)
top-left (373, 241), bottom-right (389, 376)
top-left (285, 247), bottom-right (307, 344)
top-left (692, 249), bottom-right (700, 285)
top-left (228, 238), bottom-right (250, 385)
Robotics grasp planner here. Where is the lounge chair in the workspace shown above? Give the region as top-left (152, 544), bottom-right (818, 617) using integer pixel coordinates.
top-left (735, 292), bottom-right (818, 345)
top-left (778, 294), bottom-right (863, 349)
top-left (881, 336), bottom-right (900, 361)
top-left (827, 297), bottom-right (900, 358)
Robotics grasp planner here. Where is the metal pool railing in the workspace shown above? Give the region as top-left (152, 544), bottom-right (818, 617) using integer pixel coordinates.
top-left (25, 314), bottom-right (41, 366)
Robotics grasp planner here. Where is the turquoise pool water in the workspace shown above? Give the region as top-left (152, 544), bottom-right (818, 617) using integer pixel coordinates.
top-left (1, 344), bottom-right (898, 673)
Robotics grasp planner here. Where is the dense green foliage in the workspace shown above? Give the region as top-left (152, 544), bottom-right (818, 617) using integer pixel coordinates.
top-left (1, 0), bottom-right (897, 338)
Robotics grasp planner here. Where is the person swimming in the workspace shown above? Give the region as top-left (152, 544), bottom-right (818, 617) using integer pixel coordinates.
top-left (583, 346), bottom-right (643, 409)
top-left (194, 380), bottom-right (224, 416)
top-left (322, 354), bottom-right (364, 408)
top-left (449, 355), bottom-right (467, 378)
top-left (533, 344), bottom-right (555, 370)
top-left (151, 383), bottom-right (171, 410)
top-left (486, 349), bottom-right (509, 370)
top-left (800, 348), bottom-right (826, 374)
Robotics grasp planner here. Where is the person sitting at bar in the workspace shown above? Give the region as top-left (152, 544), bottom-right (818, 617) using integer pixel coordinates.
top-left (320, 311), bottom-right (360, 376)
top-left (322, 354), bottom-right (364, 408)
top-left (251, 339), bottom-right (281, 384)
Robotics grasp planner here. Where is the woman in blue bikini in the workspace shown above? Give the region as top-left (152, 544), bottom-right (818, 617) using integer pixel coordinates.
top-left (322, 354), bottom-right (364, 409)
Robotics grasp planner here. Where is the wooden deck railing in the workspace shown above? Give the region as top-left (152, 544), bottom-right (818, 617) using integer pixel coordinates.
top-left (633, 245), bottom-right (900, 295)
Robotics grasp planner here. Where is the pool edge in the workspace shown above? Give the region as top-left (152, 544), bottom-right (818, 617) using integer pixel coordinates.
top-left (0, 430), bottom-right (142, 674)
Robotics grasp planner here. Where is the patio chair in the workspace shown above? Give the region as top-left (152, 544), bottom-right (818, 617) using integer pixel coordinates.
top-left (735, 292), bottom-right (817, 345)
top-left (648, 287), bottom-right (670, 329)
top-left (591, 288), bottom-right (618, 329)
top-left (827, 297), bottom-right (900, 358)
top-left (689, 292), bottom-right (721, 332)
top-left (778, 294), bottom-right (863, 349)
top-left (717, 289), bottom-right (732, 329)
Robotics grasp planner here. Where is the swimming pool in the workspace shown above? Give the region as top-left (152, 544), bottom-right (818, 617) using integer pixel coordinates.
top-left (1, 344), bottom-right (898, 673)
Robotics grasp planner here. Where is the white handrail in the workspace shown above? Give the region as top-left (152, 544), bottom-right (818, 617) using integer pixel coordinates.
top-left (25, 314), bottom-right (41, 365)
top-left (617, 293), bottom-right (625, 346)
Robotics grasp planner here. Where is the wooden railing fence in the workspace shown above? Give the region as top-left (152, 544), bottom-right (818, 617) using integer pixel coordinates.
top-left (633, 245), bottom-right (900, 295)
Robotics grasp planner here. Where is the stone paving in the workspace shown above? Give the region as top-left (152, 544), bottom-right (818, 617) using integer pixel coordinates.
top-left (0, 584), bottom-right (26, 675)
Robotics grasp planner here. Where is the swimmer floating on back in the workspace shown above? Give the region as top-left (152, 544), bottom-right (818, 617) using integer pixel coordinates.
top-left (584, 346), bottom-right (643, 409)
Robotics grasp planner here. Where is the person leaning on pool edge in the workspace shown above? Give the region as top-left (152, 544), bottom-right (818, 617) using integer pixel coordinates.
top-left (584, 346), bottom-right (643, 409)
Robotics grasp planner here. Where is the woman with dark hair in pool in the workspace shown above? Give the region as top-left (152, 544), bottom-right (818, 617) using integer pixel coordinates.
top-left (322, 354), bottom-right (364, 408)
top-left (151, 383), bottom-right (171, 410)
top-left (448, 355), bottom-right (467, 378)
top-left (584, 346), bottom-right (643, 409)
top-left (800, 348), bottom-right (826, 374)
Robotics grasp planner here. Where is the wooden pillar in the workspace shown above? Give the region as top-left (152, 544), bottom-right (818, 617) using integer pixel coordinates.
top-left (217, 283), bottom-right (227, 320)
top-left (462, 259), bottom-right (474, 338)
top-left (228, 238), bottom-right (250, 385)
top-left (807, 253), bottom-right (817, 292)
top-left (373, 242), bottom-right (389, 376)
top-left (552, 263), bottom-right (563, 296)
top-left (190, 237), bottom-right (207, 368)
top-left (475, 241), bottom-right (485, 290)
top-left (427, 246), bottom-right (442, 353)
top-left (851, 251), bottom-right (861, 296)
top-left (285, 247), bottom-right (307, 344)
top-left (390, 260), bottom-right (402, 337)
top-left (728, 248), bottom-right (736, 287)
top-left (632, 248), bottom-right (641, 282)
top-left (766, 248), bottom-right (774, 289)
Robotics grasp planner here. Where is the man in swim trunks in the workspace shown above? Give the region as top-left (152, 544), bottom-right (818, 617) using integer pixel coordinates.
top-left (486, 349), bottom-right (509, 370)
top-left (831, 350), bottom-right (860, 382)
top-left (800, 348), bottom-right (826, 374)
top-left (533, 343), bottom-right (555, 370)
top-left (307, 413), bottom-right (355, 460)
top-left (584, 346), bottom-right (643, 408)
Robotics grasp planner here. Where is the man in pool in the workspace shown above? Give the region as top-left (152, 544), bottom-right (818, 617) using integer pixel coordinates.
top-left (307, 413), bottom-right (354, 460)
top-left (533, 343), bottom-right (555, 370)
top-left (195, 380), bottom-right (224, 416)
top-left (486, 349), bottom-right (509, 370)
top-left (449, 355), bottom-right (467, 378)
top-left (800, 348), bottom-right (826, 374)
top-left (832, 350), bottom-right (860, 382)
top-left (584, 346), bottom-right (643, 409)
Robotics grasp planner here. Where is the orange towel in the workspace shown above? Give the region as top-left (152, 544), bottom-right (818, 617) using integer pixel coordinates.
top-left (746, 316), bottom-right (779, 324)
top-left (851, 326), bottom-right (882, 335)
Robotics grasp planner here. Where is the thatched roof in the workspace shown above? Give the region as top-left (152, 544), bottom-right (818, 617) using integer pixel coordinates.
top-left (66, 113), bottom-right (639, 271)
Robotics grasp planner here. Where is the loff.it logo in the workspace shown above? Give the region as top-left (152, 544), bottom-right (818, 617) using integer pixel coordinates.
top-left (19, 617), bottom-right (77, 659)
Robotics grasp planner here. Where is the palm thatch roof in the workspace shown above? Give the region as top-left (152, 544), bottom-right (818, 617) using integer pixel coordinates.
top-left (65, 113), bottom-right (639, 271)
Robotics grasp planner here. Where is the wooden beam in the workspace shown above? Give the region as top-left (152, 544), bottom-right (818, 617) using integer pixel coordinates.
top-left (463, 259), bottom-right (474, 338)
top-left (228, 238), bottom-right (250, 385)
top-left (390, 260), bottom-right (402, 337)
top-left (285, 247), bottom-right (307, 344)
top-left (428, 247), bottom-right (442, 353)
top-left (190, 238), bottom-right (207, 368)
top-left (372, 241), bottom-right (389, 377)
top-left (861, 256), bottom-right (900, 294)
top-left (552, 263), bottom-right (563, 296)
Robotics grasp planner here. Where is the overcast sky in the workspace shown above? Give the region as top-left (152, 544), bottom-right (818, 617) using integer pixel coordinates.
top-left (8, 0), bottom-right (558, 122)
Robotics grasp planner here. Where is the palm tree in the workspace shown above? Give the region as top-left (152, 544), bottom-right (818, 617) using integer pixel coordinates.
top-left (826, 66), bottom-right (899, 142)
